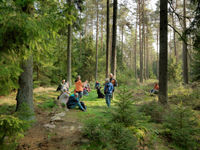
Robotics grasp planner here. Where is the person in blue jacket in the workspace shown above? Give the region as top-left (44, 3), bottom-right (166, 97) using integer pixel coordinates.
top-left (104, 78), bottom-right (114, 107)
top-left (67, 93), bottom-right (86, 111)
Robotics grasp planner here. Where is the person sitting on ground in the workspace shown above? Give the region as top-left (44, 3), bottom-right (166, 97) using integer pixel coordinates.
top-left (83, 80), bottom-right (90, 96)
top-left (95, 81), bottom-right (100, 89)
top-left (59, 89), bottom-right (70, 107)
top-left (104, 78), bottom-right (114, 107)
top-left (75, 75), bottom-right (83, 99)
top-left (97, 86), bottom-right (104, 98)
top-left (150, 82), bottom-right (159, 94)
top-left (66, 93), bottom-right (86, 111)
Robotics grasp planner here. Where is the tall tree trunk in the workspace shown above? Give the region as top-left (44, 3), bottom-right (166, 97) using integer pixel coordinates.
top-left (101, 12), bottom-right (104, 51)
top-left (16, 56), bottom-right (34, 119)
top-left (134, 2), bottom-right (138, 79)
top-left (67, 0), bottom-right (72, 86)
top-left (146, 25), bottom-right (149, 79)
top-left (95, 1), bottom-right (99, 80)
top-left (16, 4), bottom-right (34, 119)
top-left (121, 25), bottom-right (124, 62)
top-left (159, 0), bottom-right (168, 105)
top-left (106, 0), bottom-right (110, 78)
top-left (79, 32), bottom-right (82, 62)
top-left (182, 0), bottom-right (188, 84)
top-left (111, 0), bottom-right (118, 77)
top-left (143, 8), bottom-right (146, 80)
top-left (157, 26), bottom-right (159, 79)
top-left (139, 0), bottom-right (143, 83)
top-left (172, 12), bottom-right (177, 63)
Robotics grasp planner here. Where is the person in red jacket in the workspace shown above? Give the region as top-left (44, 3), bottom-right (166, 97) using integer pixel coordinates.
top-left (150, 83), bottom-right (159, 94)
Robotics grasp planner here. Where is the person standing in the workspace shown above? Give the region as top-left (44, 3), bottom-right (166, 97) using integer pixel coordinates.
top-left (109, 73), bottom-right (117, 99)
top-left (75, 75), bottom-right (83, 99)
top-left (104, 78), bottom-right (114, 107)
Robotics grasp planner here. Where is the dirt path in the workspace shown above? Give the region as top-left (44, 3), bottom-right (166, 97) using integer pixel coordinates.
top-left (17, 88), bottom-right (84, 150)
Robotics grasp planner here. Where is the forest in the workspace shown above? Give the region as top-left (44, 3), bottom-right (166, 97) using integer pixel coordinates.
top-left (0, 0), bottom-right (200, 149)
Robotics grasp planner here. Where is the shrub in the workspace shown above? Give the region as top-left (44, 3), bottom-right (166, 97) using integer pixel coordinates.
top-left (82, 119), bottom-right (137, 150)
top-left (15, 103), bottom-right (35, 121)
top-left (139, 100), bottom-right (165, 123)
top-left (161, 104), bottom-right (200, 149)
top-left (168, 57), bottom-right (182, 83)
top-left (0, 115), bottom-right (24, 145)
top-left (82, 119), bottom-right (110, 149)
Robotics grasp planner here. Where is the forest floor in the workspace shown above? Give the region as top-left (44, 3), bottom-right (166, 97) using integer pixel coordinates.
top-left (0, 81), bottom-right (200, 150)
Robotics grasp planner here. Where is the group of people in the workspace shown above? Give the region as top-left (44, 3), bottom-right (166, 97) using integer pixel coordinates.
top-left (57, 76), bottom-right (90, 112)
top-left (56, 74), bottom-right (160, 112)
top-left (56, 73), bottom-right (118, 112)
top-left (95, 73), bottom-right (117, 107)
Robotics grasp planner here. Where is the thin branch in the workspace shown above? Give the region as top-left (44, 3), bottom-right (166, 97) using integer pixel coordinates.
top-left (168, 23), bottom-right (192, 47)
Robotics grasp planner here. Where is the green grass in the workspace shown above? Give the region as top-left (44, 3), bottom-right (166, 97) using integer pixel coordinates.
top-left (77, 89), bottom-right (112, 121)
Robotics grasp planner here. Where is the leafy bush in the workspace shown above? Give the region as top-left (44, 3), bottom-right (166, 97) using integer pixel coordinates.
top-left (82, 119), bottom-right (137, 150)
top-left (82, 119), bottom-right (110, 149)
top-left (161, 104), bottom-right (200, 149)
top-left (139, 100), bottom-right (165, 123)
top-left (15, 103), bottom-right (35, 121)
top-left (168, 57), bottom-right (182, 83)
top-left (0, 115), bottom-right (24, 145)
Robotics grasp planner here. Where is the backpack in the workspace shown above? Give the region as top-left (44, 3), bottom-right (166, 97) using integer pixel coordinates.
top-left (104, 83), bottom-right (113, 94)
top-left (111, 79), bottom-right (118, 87)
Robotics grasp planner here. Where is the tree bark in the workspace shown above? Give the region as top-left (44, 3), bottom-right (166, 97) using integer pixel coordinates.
top-left (16, 56), bottom-right (34, 118)
top-left (101, 11), bottom-right (104, 51)
top-left (172, 12), bottom-right (177, 63)
top-left (146, 24), bottom-right (149, 79)
top-left (111, 0), bottom-right (118, 77)
top-left (67, 0), bottom-right (72, 86)
top-left (16, 3), bottom-right (34, 119)
top-left (159, 0), bottom-right (168, 105)
top-left (106, 0), bottom-right (110, 78)
top-left (139, 0), bottom-right (143, 83)
top-left (182, 0), bottom-right (188, 84)
top-left (134, 2), bottom-right (138, 79)
top-left (95, 1), bottom-right (99, 80)
top-left (121, 25), bottom-right (124, 63)
top-left (157, 26), bottom-right (159, 79)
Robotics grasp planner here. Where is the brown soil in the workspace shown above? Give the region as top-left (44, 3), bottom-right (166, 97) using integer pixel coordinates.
top-left (17, 107), bottom-right (83, 150)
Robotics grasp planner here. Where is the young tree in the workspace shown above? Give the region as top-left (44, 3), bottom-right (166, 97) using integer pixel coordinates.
top-left (159, 0), bottom-right (168, 104)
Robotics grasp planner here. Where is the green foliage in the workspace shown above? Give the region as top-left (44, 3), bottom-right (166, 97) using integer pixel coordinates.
top-left (73, 36), bottom-right (96, 81)
top-left (117, 70), bottom-right (138, 88)
top-left (38, 98), bottom-right (57, 109)
top-left (139, 100), bottom-right (165, 123)
top-left (0, 115), bottom-right (24, 145)
top-left (82, 119), bottom-right (137, 150)
top-left (191, 45), bottom-right (200, 81)
top-left (161, 104), bottom-right (200, 149)
top-left (0, 54), bottom-right (22, 95)
top-left (0, 105), bottom-right (15, 115)
top-left (112, 87), bottom-right (136, 127)
top-left (15, 103), bottom-right (34, 121)
top-left (168, 57), bottom-right (182, 83)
